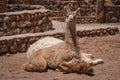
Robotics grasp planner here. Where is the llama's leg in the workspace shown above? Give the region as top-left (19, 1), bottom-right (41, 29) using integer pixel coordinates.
top-left (57, 61), bottom-right (71, 73)
top-left (81, 53), bottom-right (93, 58)
top-left (81, 53), bottom-right (93, 64)
top-left (57, 58), bottom-right (78, 73)
top-left (90, 59), bottom-right (103, 66)
top-left (81, 54), bottom-right (103, 65)
top-left (24, 57), bottom-right (47, 72)
top-left (80, 53), bottom-right (103, 66)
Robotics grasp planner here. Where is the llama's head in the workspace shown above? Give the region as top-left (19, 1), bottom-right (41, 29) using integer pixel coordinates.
top-left (64, 6), bottom-right (80, 23)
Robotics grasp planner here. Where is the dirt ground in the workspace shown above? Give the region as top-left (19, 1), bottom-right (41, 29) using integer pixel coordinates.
top-left (0, 34), bottom-right (120, 80)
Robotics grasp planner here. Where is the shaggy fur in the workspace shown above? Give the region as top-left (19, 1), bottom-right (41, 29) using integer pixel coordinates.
top-left (24, 54), bottom-right (94, 76)
top-left (58, 58), bottom-right (94, 76)
top-left (24, 55), bottom-right (47, 72)
top-left (27, 37), bottom-right (63, 59)
top-left (24, 42), bottom-right (80, 72)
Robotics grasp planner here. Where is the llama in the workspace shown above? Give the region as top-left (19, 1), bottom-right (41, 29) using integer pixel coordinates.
top-left (24, 6), bottom-right (103, 74)
top-left (24, 6), bottom-right (94, 74)
top-left (26, 6), bottom-right (103, 66)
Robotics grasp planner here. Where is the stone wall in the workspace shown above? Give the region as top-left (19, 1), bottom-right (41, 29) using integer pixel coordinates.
top-left (7, 4), bottom-right (45, 12)
top-left (97, 0), bottom-right (120, 23)
top-left (0, 0), bottom-right (7, 13)
top-left (50, 0), bottom-right (97, 23)
top-left (50, 0), bottom-right (120, 23)
top-left (111, 0), bottom-right (120, 5)
top-left (104, 1), bottom-right (120, 23)
top-left (7, 0), bottom-right (120, 23)
top-left (7, 0), bottom-right (98, 24)
top-left (51, 4), bottom-right (97, 23)
top-left (0, 9), bottom-right (53, 37)
top-left (0, 27), bottom-right (119, 55)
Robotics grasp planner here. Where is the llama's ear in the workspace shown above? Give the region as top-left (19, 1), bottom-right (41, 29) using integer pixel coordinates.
top-left (63, 6), bottom-right (69, 16)
top-left (74, 7), bottom-right (80, 15)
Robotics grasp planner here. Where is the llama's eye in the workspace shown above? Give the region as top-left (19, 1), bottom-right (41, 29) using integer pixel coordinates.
top-left (73, 16), bottom-right (76, 19)
top-left (66, 16), bottom-right (68, 18)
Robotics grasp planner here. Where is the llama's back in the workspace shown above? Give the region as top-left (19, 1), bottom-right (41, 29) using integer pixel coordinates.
top-left (29, 42), bottom-right (69, 69)
top-left (26, 36), bottom-right (63, 59)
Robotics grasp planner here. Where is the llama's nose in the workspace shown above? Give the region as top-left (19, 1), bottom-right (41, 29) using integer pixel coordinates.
top-left (69, 19), bottom-right (73, 22)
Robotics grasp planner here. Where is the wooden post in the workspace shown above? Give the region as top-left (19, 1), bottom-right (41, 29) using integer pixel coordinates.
top-left (97, 0), bottom-right (105, 23)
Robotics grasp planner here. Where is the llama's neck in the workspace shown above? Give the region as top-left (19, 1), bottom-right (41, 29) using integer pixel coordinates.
top-left (65, 21), bottom-right (79, 51)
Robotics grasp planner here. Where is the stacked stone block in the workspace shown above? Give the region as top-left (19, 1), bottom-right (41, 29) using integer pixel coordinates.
top-left (0, 27), bottom-right (119, 54)
top-left (0, 0), bottom-right (7, 13)
top-left (105, 0), bottom-right (120, 23)
top-left (0, 9), bottom-right (53, 37)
